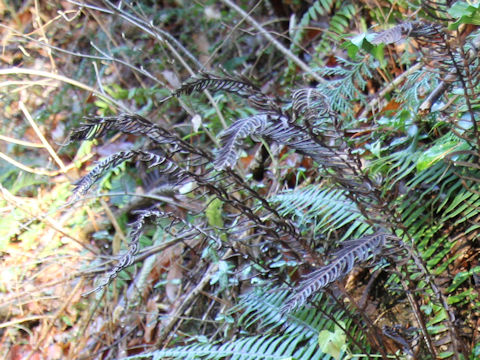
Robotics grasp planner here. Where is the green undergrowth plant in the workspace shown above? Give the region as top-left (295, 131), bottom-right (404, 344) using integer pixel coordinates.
top-left (64, 1), bottom-right (480, 359)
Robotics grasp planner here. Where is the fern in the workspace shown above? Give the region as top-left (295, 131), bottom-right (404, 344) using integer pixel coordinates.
top-left (370, 21), bottom-right (444, 45)
top-left (289, 0), bottom-right (356, 64)
top-left (271, 185), bottom-right (370, 240)
top-left (65, 2), bottom-right (480, 358)
top-left (172, 72), bottom-right (280, 112)
top-left (70, 150), bottom-right (173, 201)
top-left (291, 88), bottom-right (331, 125)
top-left (126, 334), bottom-right (326, 360)
top-left (291, 0), bottom-right (334, 51)
top-left (284, 233), bottom-right (396, 312)
top-left (315, 57), bottom-right (373, 117)
top-left (214, 114), bottom-right (269, 170)
top-left (125, 286), bottom-right (354, 360)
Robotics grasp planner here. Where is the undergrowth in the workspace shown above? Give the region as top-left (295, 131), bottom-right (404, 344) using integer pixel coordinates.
top-left (1, 1), bottom-right (480, 359)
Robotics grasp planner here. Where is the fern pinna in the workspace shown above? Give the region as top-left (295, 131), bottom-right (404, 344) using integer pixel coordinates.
top-left (68, 2), bottom-right (480, 359)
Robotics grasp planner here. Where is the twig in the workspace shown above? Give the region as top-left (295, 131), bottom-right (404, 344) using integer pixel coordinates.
top-left (0, 151), bottom-right (57, 176)
top-left (0, 150), bottom-right (93, 176)
top-left (19, 101), bottom-right (67, 174)
top-left (27, 279), bottom-right (84, 360)
top-left (156, 249), bottom-right (233, 346)
top-left (0, 134), bottom-right (44, 148)
top-left (0, 68), bottom-right (128, 111)
top-left (359, 63), bottom-right (422, 120)
top-left (221, 0), bottom-right (326, 84)
top-left (0, 315), bottom-right (54, 329)
top-left (33, 0), bottom-right (57, 71)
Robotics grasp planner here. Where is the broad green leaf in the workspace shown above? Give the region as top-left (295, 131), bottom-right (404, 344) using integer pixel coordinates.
top-left (448, 1), bottom-right (480, 29)
top-left (416, 141), bottom-right (461, 172)
top-left (318, 322), bottom-right (346, 360)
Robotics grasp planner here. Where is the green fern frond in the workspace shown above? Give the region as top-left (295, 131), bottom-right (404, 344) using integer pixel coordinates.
top-left (291, 0), bottom-right (334, 48)
top-left (315, 57), bottom-right (373, 117)
top-left (284, 233), bottom-right (395, 312)
top-left (271, 185), bottom-right (370, 240)
top-left (236, 287), bottom-right (339, 338)
top-left (125, 286), bottom-right (352, 360)
top-left (125, 333), bottom-right (331, 360)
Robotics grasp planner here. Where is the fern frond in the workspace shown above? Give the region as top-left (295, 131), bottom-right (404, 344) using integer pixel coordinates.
top-left (88, 208), bottom-right (222, 294)
top-left (317, 57), bottom-right (373, 117)
top-left (214, 113), bottom-right (346, 171)
top-left (261, 121), bottom-right (347, 170)
top-left (71, 150), bottom-right (171, 201)
top-left (271, 185), bottom-right (369, 240)
top-left (421, 0), bottom-right (454, 23)
top-left (237, 287), bottom-right (340, 338)
top-left (371, 21), bottom-right (443, 45)
top-left (69, 114), bottom-right (175, 146)
top-left (173, 72), bottom-right (279, 112)
top-left (126, 333), bottom-right (328, 360)
top-left (174, 72), bottom-right (259, 97)
top-left (84, 208), bottom-right (161, 295)
top-left (284, 233), bottom-right (394, 312)
top-left (291, 0), bottom-right (334, 49)
top-left (291, 88), bottom-right (330, 123)
top-left (214, 114), bottom-right (269, 170)
top-left (447, 149), bottom-right (480, 195)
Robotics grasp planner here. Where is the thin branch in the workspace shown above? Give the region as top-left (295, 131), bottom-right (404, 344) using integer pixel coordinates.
top-left (221, 0), bottom-right (326, 84)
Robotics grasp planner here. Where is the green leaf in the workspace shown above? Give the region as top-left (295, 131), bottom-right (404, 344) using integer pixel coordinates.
top-left (206, 197), bottom-right (224, 228)
top-left (346, 33), bottom-right (385, 65)
top-left (416, 141), bottom-right (462, 172)
top-left (437, 351), bottom-right (455, 359)
top-left (448, 1), bottom-right (480, 18)
top-left (318, 322), bottom-right (347, 360)
top-left (448, 1), bottom-right (480, 29)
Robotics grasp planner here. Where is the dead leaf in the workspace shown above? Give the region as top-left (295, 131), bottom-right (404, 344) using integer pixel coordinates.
top-left (166, 261), bottom-right (182, 304)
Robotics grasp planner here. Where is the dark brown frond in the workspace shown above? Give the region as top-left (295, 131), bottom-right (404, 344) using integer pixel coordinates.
top-left (214, 114), bottom-right (269, 170)
top-left (86, 207), bottom-right (223, 294)
top-left (173, 72), bottom-right (280, 112)
top-left (173, 72), bottom-right (259, 97)
top-left (371, 23), bottom-right (414, 45)
top-left (421, 0), bottom-right (454, 23)
top-left (371, 21), bottom-right (444, 45)
top-left (260, 120), bottom-right (348, 170)
top-left (291, 88), bottom-right (330, 122)
top-left (69, 114), bottom-right (172, 145)
top-left (84, 208), bottom-right (163, 295)
top-left (284, 233), bottom-right (395, 312)
top-left (70, 150), bottom-right (183, 202)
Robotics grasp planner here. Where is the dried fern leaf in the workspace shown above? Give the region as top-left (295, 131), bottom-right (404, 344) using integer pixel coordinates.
top-left (371, 23), bottom-right (413, 45)
top-left (214, 114), bottom-right (269, 170)
top-left (84, 208), bottom-right (162, 295)
top-left (173, 72), bottom-right (280, 112)
top-left (215, 113), bottom-right (345, 170)
top-left (421, 0), bottom-right (454, 22)
top-left (291, 88), bottom-right (330, 121)
top-left (284, 233), bottom-right (393, 312)
top-left (69, 114), bottom-right (175, 146)
top-left (371, 21), bottom-right (443, 45)
top-left (71, 150), bottom-right (177, 202)
top-left (261, 121), bottom-right (347, 169)
top-left (173, 72), bottom-right (259, 97)
top-left (86, 208), bottom-right (222, 294)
